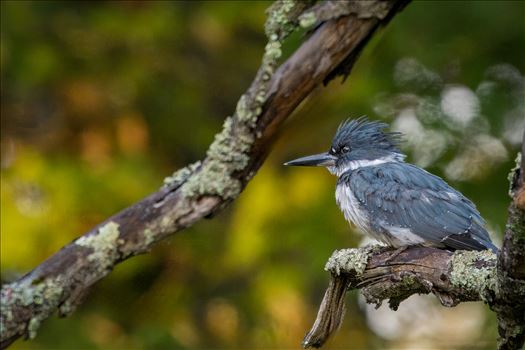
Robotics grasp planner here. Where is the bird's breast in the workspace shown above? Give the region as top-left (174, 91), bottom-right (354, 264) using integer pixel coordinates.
top-left (335, 183), bottom-right (427, 246)
top-left (335, 183), bottom-right (370, 233)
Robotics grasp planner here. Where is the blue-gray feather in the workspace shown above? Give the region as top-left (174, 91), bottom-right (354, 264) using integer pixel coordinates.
top-left (339, 162), bottom-right (497, 252)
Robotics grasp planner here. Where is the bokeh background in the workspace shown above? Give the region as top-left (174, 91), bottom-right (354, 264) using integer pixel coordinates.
top-left (1, 1), bottom-right (524, 349)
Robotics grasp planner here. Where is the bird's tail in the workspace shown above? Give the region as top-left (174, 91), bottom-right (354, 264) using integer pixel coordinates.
top-left (483, 240), bottom-right (498, 254)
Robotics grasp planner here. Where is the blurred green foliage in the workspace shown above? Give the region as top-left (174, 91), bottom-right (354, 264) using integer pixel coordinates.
top-left (1, 1), bottom-right (524, 349)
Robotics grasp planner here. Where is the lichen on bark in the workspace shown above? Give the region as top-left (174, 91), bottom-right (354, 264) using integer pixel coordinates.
top-left (179, 0), bottom-right (312, 200)
top-left (299, 11), bottom-right (317, 28)
top-left (325, 246), bottom-right (377, 276)
top-left (163, 161), bottom-right (201, 187)
top-left (264, 0), bottom-right (303, 40)
top-left (1, 276), bottom-right (65, 340)
top-left (449, 250), bottom-right (497, 302)
top-left (181, 117), bottom-right (254, 199)
top-left (75, 222), bottom-right (121, 275)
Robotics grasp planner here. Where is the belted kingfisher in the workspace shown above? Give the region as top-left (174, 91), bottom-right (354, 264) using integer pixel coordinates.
top-left (285, 117), bottom-right (497, 252)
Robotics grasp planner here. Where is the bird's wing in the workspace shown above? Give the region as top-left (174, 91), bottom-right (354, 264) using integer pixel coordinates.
top-left (344, 163), bottom-right (496, 252)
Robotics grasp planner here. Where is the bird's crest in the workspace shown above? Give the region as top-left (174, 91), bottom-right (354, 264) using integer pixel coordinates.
top-left (332, 116), bottom-right (403, 153)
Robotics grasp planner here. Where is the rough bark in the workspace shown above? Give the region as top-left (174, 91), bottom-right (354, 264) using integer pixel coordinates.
top-left (0, 0), bottom-right (410, 348)
top-left (303, 247), bottom-right (498, 348)
top-left (304, 134), bottom-right (525, 349)
top-left (495, 135), bottom-right (525, 350)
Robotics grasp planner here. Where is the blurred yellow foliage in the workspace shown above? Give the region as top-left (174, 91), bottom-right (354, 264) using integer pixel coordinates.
top-left (225, 165), bottom-right (286, 269)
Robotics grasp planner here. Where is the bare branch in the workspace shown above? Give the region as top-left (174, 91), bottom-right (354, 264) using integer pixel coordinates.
top-left (0, 0), bottom-right (410, 347)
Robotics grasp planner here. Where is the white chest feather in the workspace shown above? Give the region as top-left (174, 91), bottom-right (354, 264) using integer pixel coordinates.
top-left (335, 183), bottom-right (427, 247)
top-left (335, 184), bottom-right (370, 233)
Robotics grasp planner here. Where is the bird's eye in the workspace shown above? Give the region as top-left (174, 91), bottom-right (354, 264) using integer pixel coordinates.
top-left (330, 147), bottom-right (336, 154)
top-left (342, 146), bottom-right (350, 153)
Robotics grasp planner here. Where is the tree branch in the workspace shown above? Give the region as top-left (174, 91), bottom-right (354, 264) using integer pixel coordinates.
top-left (495, 135), bottom-right (525, 349)
top-left (0, 0), bottom-right (410, 347)
top-left (303, 246), bottom-right (497, 348)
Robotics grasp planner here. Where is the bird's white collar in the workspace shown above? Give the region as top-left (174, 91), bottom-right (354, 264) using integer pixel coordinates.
top-left (328, 154), bottom-right (404, 177)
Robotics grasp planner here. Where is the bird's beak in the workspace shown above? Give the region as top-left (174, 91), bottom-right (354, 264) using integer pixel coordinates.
top-left (284, 152), bottom-right (336, 167)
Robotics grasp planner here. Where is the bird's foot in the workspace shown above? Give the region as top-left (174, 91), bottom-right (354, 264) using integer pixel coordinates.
top-left (384, 246), bottom-right (409, 263)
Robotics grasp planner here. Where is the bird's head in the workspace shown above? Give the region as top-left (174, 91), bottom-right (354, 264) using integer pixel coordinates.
top-left (284, 117), bottom-right (405, 176)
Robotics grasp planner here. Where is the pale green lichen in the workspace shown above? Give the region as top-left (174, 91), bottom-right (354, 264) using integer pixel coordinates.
top-left (1, 275), bottom-right (65, 340)
top-left (27, 318), bottom-right (41, 339)
top-left (264, 41), bottom-right (282, 60)
top-left (76, 221), bottom-right (120, 272)
top-left (18, 278), bottom-right (63, 308)
top-left (233, 0), bottom-right (304, 129)
top-left (143, 228), bottom-right (155, 246)
top-left (180, 0), bottom-right (307, 200)
top-left (181, 117), bottom-right (254, 199)
top-left (161, 215), bottom-right (172, 231)
top-left (58, 299), bottom-right (75, 317)
top-left (182, 165), bottom-right (241, 200)
top-left (450, 250), bottom-right (497, 302)
top-left (257, 0), bottom-right (303, 109)
top-left (325, 247), bottom-right (376, 276)
top-left (299, 11), bottom-right (316, 28)
top-left (163, 161), bottom-right (201, 187)
top-left (30, 280), bottom-right (63, 307)
top-left (264, 0), bottom-right (297, 39)
top-left (235, 95), bottom-right (255, 126)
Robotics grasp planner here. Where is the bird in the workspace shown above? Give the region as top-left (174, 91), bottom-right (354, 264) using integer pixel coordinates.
top-left (284, 117), bottom-right (498, 253)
